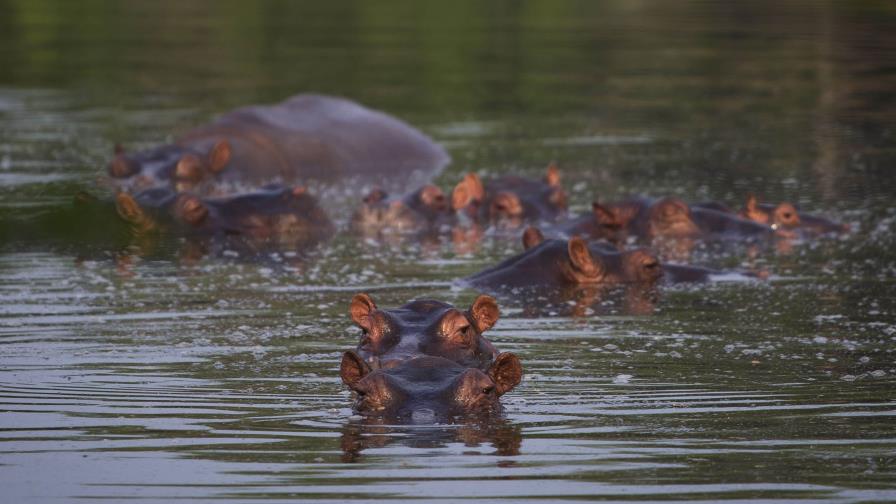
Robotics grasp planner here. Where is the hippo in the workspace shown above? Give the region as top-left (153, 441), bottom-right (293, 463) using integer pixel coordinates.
top-left (465, 228), bottom-right (721, 293)
top-left (107, 94), bottom-right (449, 195)
top-left (350, 184), bottom-right (452, 237)
top-left (340, 350), bottom-right (522, 421)
top-left (114, 184), bottom-right (334, 247)
top-left (734, 194), bottom-right (848, 235)
top-left (557, 196), bottom-right (774, 246)
top-left (348, 293), bottom-right (501, 370)
top-left (451, 163), bottom-right (568, 228)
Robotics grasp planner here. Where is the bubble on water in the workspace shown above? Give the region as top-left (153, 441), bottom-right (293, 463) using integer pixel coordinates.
top-left (870, 370), bottom-right (887, 378)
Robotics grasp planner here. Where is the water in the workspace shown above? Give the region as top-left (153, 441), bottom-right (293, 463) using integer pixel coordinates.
top-left (2, 1), bottom-right (896, 502)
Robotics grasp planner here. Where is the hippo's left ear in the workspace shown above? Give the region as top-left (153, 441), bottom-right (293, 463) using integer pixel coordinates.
top-left (451, 173), bottom-right (484, 211)
top-left (340, 350), bottom-right (372, 390)
top-left (350, 293), bottom-right (377, 330)
top-left (208, 140), bottom-right (232, 174)
top-left (568, 237), bottom-right (598, 276)
top-left (468, 294), bottom-right (500, 333)
top-left (545, 162), bottom-right (561, 187)
top-left (488, 353), bottom-right (522, 396)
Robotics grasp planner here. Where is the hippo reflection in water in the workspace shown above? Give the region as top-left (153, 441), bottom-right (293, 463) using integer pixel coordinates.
top-left (340, 416), bottom-right (522, 462)
top-left (340, 350), bottom-right (522, 421)
top-left (107, 94), bottom-right (449, 195)
top-left (114, 184), bottom-right (334, 249)
top-left (348, 293), bottom-right (501, 370)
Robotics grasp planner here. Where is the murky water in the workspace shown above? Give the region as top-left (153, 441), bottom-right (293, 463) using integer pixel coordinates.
top-left (2, 1), bottom-right (896, 502)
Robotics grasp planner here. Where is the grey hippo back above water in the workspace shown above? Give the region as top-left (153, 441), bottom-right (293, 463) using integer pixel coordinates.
top-left (106, 94), bottom-right (450, 196)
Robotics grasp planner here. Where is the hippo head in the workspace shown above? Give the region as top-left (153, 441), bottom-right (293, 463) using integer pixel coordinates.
top-left (349, 293), bottom-right (501, 369)
top-left (451, 164), bottom-right (567, 226)
top-left (352, 184), bottom-right (451, 234)
top-left (529, 234), bottom-right (664, 285)
top-left (740, 194), bottom-right (800, 230)
top-left (646, 197), bottom-right (700, 238)
top-left (107, 140), bottom-right (232, 192)
top-left (340, 351), bottom-right (522, 420)
top-left (114, 185), bottom-right (329, 242)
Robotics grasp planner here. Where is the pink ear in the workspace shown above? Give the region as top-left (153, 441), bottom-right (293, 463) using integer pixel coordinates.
top-left (451, 173), bottom-right (484, 210)
top-left (592, 202), bottom-right (619, 226)
top-left (468, 294), bottom-right (500, 332)
top-left (522, 226), bottom-right (544, 250)
top-left (567, 237), bottom-right (598, 276)
top-left (350, 293), bottom-right (377, 329)
top-left (488, 353), bottom-right (523, 395)
top-left (340, 350), bottom-right (371, 389)
top-left (545, 162), bottom-right (561, 187)
top-left (208, 140), bottom-right (232, 173)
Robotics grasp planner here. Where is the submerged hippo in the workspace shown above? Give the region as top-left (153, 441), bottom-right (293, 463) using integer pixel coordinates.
top-left (114, 184), bottom-right (334, 246)
top-left (350, 184), bottom-right (451, 237)
top-left (465, 228), bottom-right (718, 292)
top-left (348, 293), bottom-right (501, 370)
top-left (713, 194), bottom-right (849, 236)
top-left (107, 94), bottom-right (449, 195)
top-left (451, 164), bottom-right (568, 228)
top-left (558, 196), bottom-right (774, 245)
top-left (340, 350), bottom-right (522, 420)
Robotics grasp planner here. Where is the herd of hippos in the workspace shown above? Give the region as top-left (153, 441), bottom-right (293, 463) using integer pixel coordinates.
top-left (98, 94), bottom-right (849, 422)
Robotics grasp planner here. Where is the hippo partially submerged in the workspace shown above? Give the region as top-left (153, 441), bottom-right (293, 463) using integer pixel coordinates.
top-left (114, 184), bottom-right (334, 248)
top-left (348, 293), bottom-right (501, 370)
top-left (107, 94), bottom-right (450, 195)
top-left (465, 228), bottom-right (722, 292)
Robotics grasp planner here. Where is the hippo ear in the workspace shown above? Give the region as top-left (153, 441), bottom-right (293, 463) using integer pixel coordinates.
top-left (114, 143), bottom-right (125, 155)
top-left (115, 192), bottom-right (148, 225)
top-left (340, 350), bottom-right (372, 390)
top-left (488, 353), bottom-right (522, 396)
top-left (175, 194), bottom-right (209, 226)
top-left (350, 293), bottom-right (377, 330)
top-left (175, 154), bottom-right (205, 183)
top-left (522, 226), bottom-right (544, 250)
top-left (545, 162), bottom-right (561, 187)
top-left (468, 294), bottom-right (500, 333)
top-left (592, 202), bottom-right (621, 228)
top-left (207, 140), bottom-right (232, 174)
top-left (744, 193), bottom-right (759, 212)
top-left (568, 237), bottom-right (598, 276)
top-left (451, 173), bottom-right (484, 211)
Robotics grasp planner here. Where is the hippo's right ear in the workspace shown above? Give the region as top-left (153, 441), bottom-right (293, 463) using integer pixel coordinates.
top-left (207, 140), bottom-right (232, 174)
top-left (545, 162), bottom-right (561, 187)
top-left (363, 188), bottom-right (388, 204)
top-left (568, 237), bottom-right (598, 276)
top-left (468, 294), bottom-right (500, 333)
top-left (340, 350), bottom-right (371, 390)
top-left (592, 202), bottom-right (621, 228)
top-left (488, 353), bottom-right (522, 396)
top-left (451, 173), bottom-right (485, 211)
top-left (350, 293), bottom-right (377, 330)
top-left (522, 226), bottom-right (544, 250)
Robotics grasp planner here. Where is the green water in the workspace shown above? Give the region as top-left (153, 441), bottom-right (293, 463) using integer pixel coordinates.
top-left (1, 1), bottom-right (895, 502)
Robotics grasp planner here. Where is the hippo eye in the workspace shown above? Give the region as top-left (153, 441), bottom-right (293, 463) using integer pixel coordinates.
top-left (643, 259), bottom-right (659, 270)
top-left (481, 385), bottom-right (495, 395)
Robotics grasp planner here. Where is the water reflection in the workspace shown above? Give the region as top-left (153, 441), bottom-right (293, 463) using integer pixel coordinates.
top-left (340, 417), bottom-right (522, 463)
